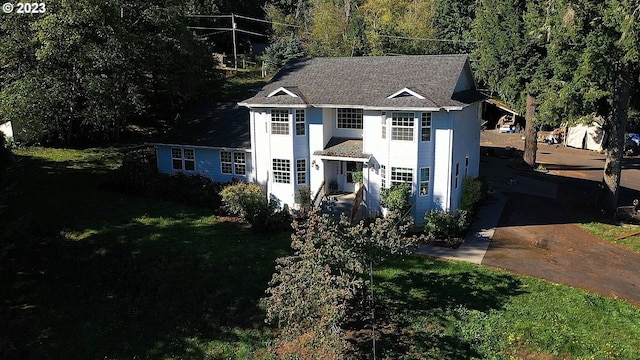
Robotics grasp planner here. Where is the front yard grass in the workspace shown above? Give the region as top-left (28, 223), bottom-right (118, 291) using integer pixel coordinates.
top-left (2, 147), bottom-right (640, 359)
top-left (579, 221), bottom-right (640, 253)
top-left (372, 256), bottom-right (640, 359)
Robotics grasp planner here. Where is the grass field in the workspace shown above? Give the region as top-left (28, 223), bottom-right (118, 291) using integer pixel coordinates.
top-left (579, 221), bottom-right (640, 253)
top-left (2, 147), bottom-right (640, 359)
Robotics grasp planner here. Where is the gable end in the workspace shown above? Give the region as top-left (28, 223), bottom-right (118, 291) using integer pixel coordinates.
top-left (387, 88), bottom-right (426, 100)
top-left (267, 87), bottom-right (299, 98)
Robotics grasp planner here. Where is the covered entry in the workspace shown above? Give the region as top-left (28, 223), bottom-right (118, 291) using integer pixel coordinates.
top-left (313, 137), bottom-right (370, 194)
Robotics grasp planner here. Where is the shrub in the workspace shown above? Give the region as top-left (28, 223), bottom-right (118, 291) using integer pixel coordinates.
top-left (424, 210), bottom-right (470, 241)
top-left (460, 176), bottom-right (487, 213)
top-left (380, 182), bottom-right (412, 213)
top-left (328, 179), bottom-right (339, 194)
top-left (351, 170), bottom-right (363, 184)
top-left (220, 182), bottom-right (265, 218)
top-left (105, 163), bottom-right (225, 210)
top-left (220, 182), bottom-right (291, 232)
top-left (295, 185), bottom-right (311, 210)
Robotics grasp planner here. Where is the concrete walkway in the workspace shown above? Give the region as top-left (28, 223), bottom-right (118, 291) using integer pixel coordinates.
top-left (414, 190), bottom-right (508, 264)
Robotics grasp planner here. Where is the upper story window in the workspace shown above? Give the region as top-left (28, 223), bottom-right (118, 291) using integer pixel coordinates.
top-left (295, 109), bottom-right (305, 136)
top-left (271, 109), bottom-right (289, 135)
top-left (337, 108), bottom-right (363, 129)
top-left (171, 147), bottom-right (195, 171)
top-left (381, 112), bottom-right (387, 139)
top-left (380, 164), bottom-right (386, 189)
top-left (391, 112), bottom-right (414, 141)
top-left (421, 112), bottom-right (432, 141)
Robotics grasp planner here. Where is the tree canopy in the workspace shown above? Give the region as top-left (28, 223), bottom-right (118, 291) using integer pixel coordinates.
top-left (0, 0), bottom-right (221, 145)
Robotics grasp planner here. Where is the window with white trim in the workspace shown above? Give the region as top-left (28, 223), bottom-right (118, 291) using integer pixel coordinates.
top-left (380, 164), bottom-right (386, 189)
top-left (234, 152), bottom-right (246, 175)
top-left (381, 113), bottom-right (387, 139)
top-left (220, 151), bottom-right (246, 175)
top-left (421, 112), bottom-right (431, 141)
top-left (296, 159), bottom-right (306, 184)
top-left (455, 163), bottom-right (460, 189)
top-left (337, 108), bottom-right (363, 129)
top-left (295, 109), bottom-right (305, 136)
top-left (220, 151), bottom-right (232, 174)
top-left (171, 147), bottom-right (195, 171)
top-left (271, 109), bottom-right (289, 135)
top-left (465, 155), bottom-right (469, 176)
top-left (391, 112), bottom-right (414, 141)
top-left (272, 159), bottom-right (291, 183)
top-left (391, 167), bottom-right (413, 186)
top-left (419, 167), bottom-right (430, 196)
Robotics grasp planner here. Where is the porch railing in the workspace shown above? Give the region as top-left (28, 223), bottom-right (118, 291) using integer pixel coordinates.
top-left (350, 183), bottom-right (365, 222)
top-left (312, 180), bottom-right (326, 209)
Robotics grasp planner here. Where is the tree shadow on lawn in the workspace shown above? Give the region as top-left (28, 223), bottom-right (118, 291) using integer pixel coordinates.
top-left (1, 153), bottom-right (291, 359)
top-left (350, 256), bottom-right (526, 359)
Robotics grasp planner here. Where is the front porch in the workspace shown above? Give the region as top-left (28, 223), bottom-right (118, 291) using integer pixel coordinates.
top-left (313, 187), bottom-right (369, 223)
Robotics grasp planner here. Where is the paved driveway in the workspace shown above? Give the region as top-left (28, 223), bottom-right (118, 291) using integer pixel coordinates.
top-left (480, 132), bottom-right (640, 306)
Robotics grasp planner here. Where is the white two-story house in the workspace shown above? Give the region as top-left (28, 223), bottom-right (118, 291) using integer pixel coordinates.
top-left (238, 54), bottom-right (486, 224)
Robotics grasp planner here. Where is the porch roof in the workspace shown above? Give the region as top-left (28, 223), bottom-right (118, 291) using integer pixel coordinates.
top-left (313, 137), bottom-right (370, 160)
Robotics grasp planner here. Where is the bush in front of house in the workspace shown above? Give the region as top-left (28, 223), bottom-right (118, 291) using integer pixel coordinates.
top-left (105, 162), bottom-right (225, 211)
top-left (460, 176), bottom-right (487, 213)
top-left (380, 182), bottom-right (412, 214)
top-left (220, 182), bottom-right (292, 232)
top-left (157, 172), bottom-right (225, 209)
top-left (424, 209), bottom-right (470, 243)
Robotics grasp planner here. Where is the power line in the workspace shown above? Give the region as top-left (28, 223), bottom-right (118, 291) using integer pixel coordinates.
top-left (185, 14), bottom-right (231, 18)
top-left (234, 14), bottom-right (301, 28)
top-left (378, 34), bottom-right (481, 43)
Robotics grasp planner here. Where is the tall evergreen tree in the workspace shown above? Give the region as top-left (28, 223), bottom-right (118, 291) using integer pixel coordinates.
top-left (475, 0), bottom-right (553, 168)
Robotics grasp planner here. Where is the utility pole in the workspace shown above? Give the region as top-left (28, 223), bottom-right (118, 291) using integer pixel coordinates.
top-left (231, 13), bottom-right (238, 71)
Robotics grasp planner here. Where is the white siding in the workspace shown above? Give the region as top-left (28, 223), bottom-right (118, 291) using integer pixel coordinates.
top-left (433, 114), bottom-right (454, 212)
top-left (246, 102), bottom-right (481, 220)
top-left (308, 108), bottom-right (325, 198)
top-left (251, 110), bottom-right (270, 187)
top-left (449, 104), bottom-right (482, 210)
top-left (363, 110), bottom-right (387, 214)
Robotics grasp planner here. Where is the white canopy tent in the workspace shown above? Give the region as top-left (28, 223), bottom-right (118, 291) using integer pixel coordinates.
top-left (565, 120), bottom-right (605, 151)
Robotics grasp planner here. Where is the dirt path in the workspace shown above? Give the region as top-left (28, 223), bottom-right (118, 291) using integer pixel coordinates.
top-left (480, 131), bottom-right (640, 306)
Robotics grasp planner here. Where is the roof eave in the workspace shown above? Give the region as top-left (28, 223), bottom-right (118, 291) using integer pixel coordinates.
top-left (145, 142), bottom-right (253, 151)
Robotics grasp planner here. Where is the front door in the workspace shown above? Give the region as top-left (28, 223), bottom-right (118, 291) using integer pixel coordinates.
top-left (342, 161), bottom-right (359, 193)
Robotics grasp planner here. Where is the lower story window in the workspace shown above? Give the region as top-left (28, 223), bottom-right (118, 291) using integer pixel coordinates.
top-left (391, 167), bottom-right (412, 186)
top-left (273, 159), bottom-right (291, 183)
top-left (172, 147), bottom-right (195, 171)
top-left (380, 165), bottom-right (386, 189)
top-left (234, 152), bottom-right (246, 175)
top-left (419, 167), bottom-right (430, 196)
top-left (221, 151), bottom-right (232, 174)
top-left (296, 159), bottom-right (306, 185)
top-left (221, 151), bottom-right (246, 175)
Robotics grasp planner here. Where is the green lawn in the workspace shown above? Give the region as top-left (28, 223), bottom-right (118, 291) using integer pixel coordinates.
top-left (579, 221), bottom-right (640, 253)
top-left (371, 257), bottom-right (640, 359)
top-left (0, 147), bottom-right (290, 359)
top-left (2, 147), bottom-right (640, 359)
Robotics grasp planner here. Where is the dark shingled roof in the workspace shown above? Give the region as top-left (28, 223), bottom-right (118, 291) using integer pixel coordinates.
top-left (240, 55), bottom-right (485, 109)
top-left (162, 102), bottom-right (250, 149)
top-left (313, 137), bottom-right (370, 159)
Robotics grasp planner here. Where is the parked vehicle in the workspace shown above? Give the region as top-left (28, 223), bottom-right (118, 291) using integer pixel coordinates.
top-left (625, 133), bottom-right (640, 156)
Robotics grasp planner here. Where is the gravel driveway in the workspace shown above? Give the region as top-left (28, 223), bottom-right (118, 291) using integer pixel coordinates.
top-left (480, 131), bottom-right (640, 306)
